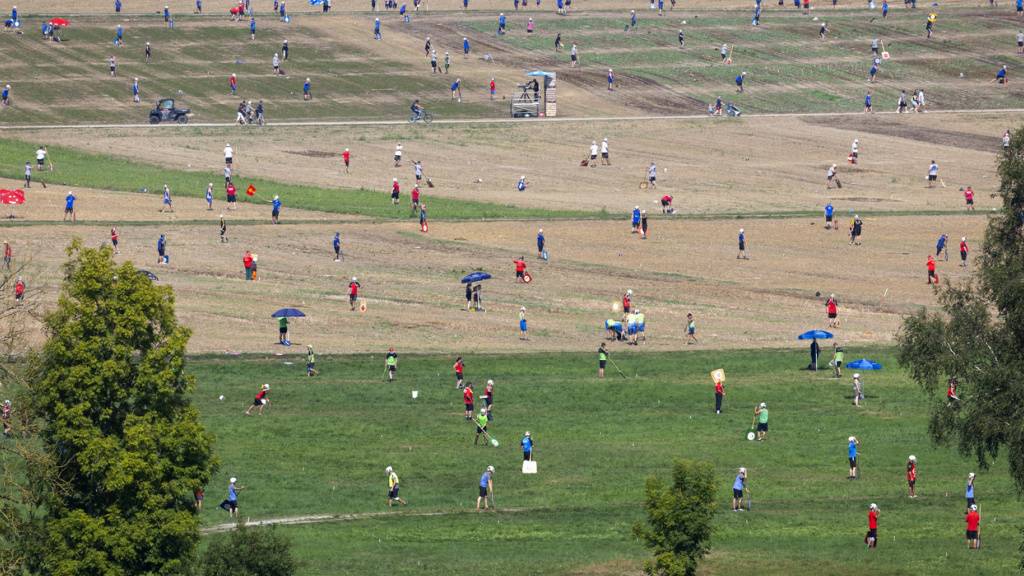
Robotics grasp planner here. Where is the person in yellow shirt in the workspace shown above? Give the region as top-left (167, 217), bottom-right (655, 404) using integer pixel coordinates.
top-left (385, 466), bottom-right (407, 508)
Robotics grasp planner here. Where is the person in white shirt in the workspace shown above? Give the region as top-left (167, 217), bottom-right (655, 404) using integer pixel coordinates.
top-left (224, 143), bottom-right (234, 168)
top-left (850, 139), bottom-right (859, 164)
top-left (394, 143), bottom-right (403, 167)
top-left (589, 140), bottom-right (598, 166)
top-left (600, 137), bottom-right (610, 165)
top-left (35, 146), bottom-right (48, 171)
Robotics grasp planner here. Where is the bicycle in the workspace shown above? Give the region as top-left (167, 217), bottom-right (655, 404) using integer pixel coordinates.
top-left (409, 110), bottom-right (433, 124)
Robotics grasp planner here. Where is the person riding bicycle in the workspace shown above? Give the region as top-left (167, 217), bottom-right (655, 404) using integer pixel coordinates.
top-left (411, 99), bottom-right (425, 120)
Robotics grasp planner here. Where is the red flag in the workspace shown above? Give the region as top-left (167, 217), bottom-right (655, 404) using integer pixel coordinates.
top-left (246, 184), bottom-right (256, 196)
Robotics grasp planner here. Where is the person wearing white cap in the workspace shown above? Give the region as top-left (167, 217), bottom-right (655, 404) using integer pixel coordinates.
top-left (826, 163), bottom-right (838, 189)
top-left (391, 178), bottom-right (400, 205)
top-left (965, 503), bottom-right (980, 549)
top-left (754, 402), bottom-right (768, 441)
top-left (589, 140), bottom-right (598, 166)
top-left (866, 503), bottom-right (879, 548)
top-left (521, 431), bottom-right (533, 461)
top-left (394, 142), bottom-right (403, 167)
top-left (385, 466), bottom-right (407, 507)
top-left (601, 137), bottom-right (610, 165)
top-left (646, 162), bottom-right (657, 188)
top-left (738, 228), bottom-right (748, 260)
top-left (477, 465), bottom-right (495, 511)
top-left (244, 383), bottom-right (271, 415)
top-left (349, 277), bottom-right (361, 311)
top-left (959, 236), bottom-right (969, 268)
top-left (516, 175), bottom-right (528, 192)
top-left (219, 477), bottom-right (242, 516)
top-left (850, 138), bottom-right (859, 164)
top-left (519, 306), bottom-right (528, 340)
top-left (483, 379), bottom-right (495, 419)
top-left (224, 143), bottom-right (233, 168)
top-left (966, 472), bottom-right (976, 510)
top-left (906, 455), bottom-right (917, 497)
top-left (852, 373), bottom-right (863, 407)
top-left (731, 467), bottom-right (747, 511)
top-left (847, 436), bottom-right (859, 479)
top-left (632, 206), bottom-right (641, 233)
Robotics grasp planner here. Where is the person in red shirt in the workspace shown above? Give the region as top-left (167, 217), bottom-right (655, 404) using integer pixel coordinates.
top-left (660, 194), bottom-right (674, 214)
top-left (244, 383), bottom-right (271, 416)
top-left (866, 503), bottom-right (879, 548)
top-left (243, 250), bottom-right (254, 280)
top-left (463, 382), bottom-right (474, 420)
top-left (963, 186), bottom-right (975, 211)
top-left (348, 277), bottom-right (361, 311)
top-left (622, 290), bottom-right (632, 314)
top-left (714, 377), bottom-right (725, 414)
top-left (454, 356), bottom-right (465, 389)
top-left (513, 257), bottom-right (527, 282)
top-left (825, 293), bottom-right (839, 328)
top-left (110, 227), bottom-right (120, 255)
top-left (965, 504), bottom-right (980, 549)
top-left (947, 377), bottom-right (960, 402)
top-left (391, 179), bottom-right (400, 205)
top-left (489, 78), bottom-right (496, 100)
top-left (14, 276), bottom-right (25, 303)
top-left (959, 237), bottom-right (969, 268)
top-left (906, 455), bottom-right (917, 498)
top-left (342, 148), bottom-right (351, 174)
top-left (927, 255), bottom-right (938, 285)
top-left (411, 185), bottom-right (420, 213)
top-left (226, 182), bottom-right (238, 210)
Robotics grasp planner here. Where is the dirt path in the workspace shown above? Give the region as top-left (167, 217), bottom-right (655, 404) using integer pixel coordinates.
top-left (201, 507), bottom-right (530, 534)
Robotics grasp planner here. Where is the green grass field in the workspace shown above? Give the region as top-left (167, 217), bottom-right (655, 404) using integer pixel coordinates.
top-left (0, 138), bottom-right (599, 220)
top-left (192, 348), bottom-right (1021, 575)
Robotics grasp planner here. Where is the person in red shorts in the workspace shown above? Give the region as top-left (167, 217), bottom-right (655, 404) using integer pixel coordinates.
top-left (342, 148), bottom-right (351, 174)
top-left (866, 503), bottom-right (879, 548)
top-left (348, 277), bottom-right (361, 311)
top-left (965, 504), bottom-right (980, 549)
top-left (927, 255), bottom-right (938, 285)
top-left (463, 382), bottom-right (474, 420)
top-left (906, 455), bottom-right (917, 498)
top-left (454, 356), bottom-right (465, 388)
top-left (513, 257), bottom-right (527, 282)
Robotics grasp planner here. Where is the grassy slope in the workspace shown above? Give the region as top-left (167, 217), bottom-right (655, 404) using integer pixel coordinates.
top-left (191, 348), bottom-right (1020, 575)
top-left (0, 138), bottom-right (599, 219)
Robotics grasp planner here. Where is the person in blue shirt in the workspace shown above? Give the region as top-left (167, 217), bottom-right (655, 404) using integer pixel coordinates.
top-left (658, 0), bottom-right (664, 14)
top-left (131, 77), bottom-right (140, 103)
top-left (374, 18), bottom-right (381, 40)
top-left (735, 72), bottom-right (746, 93)
top-left (333, 232), bottom-right (343, 261)
top-left (463, 0), bottom-right (469, 8)
top-left (1018, 0), bottom-right (1023, 17)
top-left (400, 4), bottom-right (409, 23)
top-left (303, 78), bottom-right (312, 100)
top-left (114, 0), bottom-right (121, 14)
top-left (271, 195), bottom-right (282, 223)
top-left (63, 192), bottom-right (76, 222)
top-left (516, 175), bottom-right (527, 191)
top-left (847, 436), bottom-right (859, 479)
top-left (631, 206), bottom-right (641, 233)
top-left (250, 16), bottom-right (256, 40)
top-left (205, 183), bottom-right (214, 210)
top-left (607, 68), bottom-right (615, 91)
top-left (279, 0), bottom-right (287, 20)
top-left (536, 228), bottom-right (545, 259)
top-left (521, 431), bottom-right (533, 461)
top-left (732, 467), bottom-right (747, 511)
top-left (164, 5), bottom-right (171, 22)
top-left (2, 84), bottom-right (10, 107)
top-left (864, 90), bottom-right (872, 112)
top-left (996, 65), bottom-right (1008, 84)
top-left (463, 37), bottom-right (470, 56)
top-left (161, 184), bottom-right (173, 212)
top-left (630, 9), bottom-right (637, 29)
top-left (737, 228), bottom-right (748, 259)
top-left (824, 202), bottom-right (834, 229)
top-left (936, 233), bottom-right (948, 261)
top-left (881, 0), bottom-right (888, 17)
top-left (965, 472), bottom-right (976, 510)
top-left (752, 5), bottom-right (761, 25)
top-left (157, 234), bottom-right (167, 264)
top-left (451, 78), bottom-right (462, 101)
top-left (869, 63), bottom-right (878, 82)
top-left (498, 12), bottom-right (506, 34)
top-left (476, 466), bottom-right (494, 511)
top-left (218, 477), bottom-right (242, 517)
top-left (115, 24), bottom-right (124, 47)
top-left (196, 0), bottom-right (203, 13)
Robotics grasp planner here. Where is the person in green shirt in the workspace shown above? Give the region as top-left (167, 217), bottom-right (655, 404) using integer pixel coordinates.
top-left (755, 402), bottom-right (768, 441)
top-left (831, 343), bottom-right (845, 378)
top-left (598, 342), bottom-right (608, 378)
top-left (474, 408), bottom-right (491, 446)
top-left (278, 316), bottom-right (288, 345)
top-left (306, 344), bottom-right (317, 377)
top-left (386, 347), bottom-right (398, 381)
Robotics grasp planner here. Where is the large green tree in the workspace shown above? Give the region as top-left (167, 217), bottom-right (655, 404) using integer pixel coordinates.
top-left (27, 241), bottom-right (216, 575)
top-left (897, 129), bottom-right (1024, 495)
top-left (633, 459), bottom-right (717, 576)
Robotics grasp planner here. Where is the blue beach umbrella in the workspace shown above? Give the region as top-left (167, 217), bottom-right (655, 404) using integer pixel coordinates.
top-left (461, 271), bottom-right (492, 284)
top-left (271, 308), bottom-right (306, 318)
top-left (797, 330), bottom-right (833, 340)
top-left (846, 358), bottom-right (882, 371)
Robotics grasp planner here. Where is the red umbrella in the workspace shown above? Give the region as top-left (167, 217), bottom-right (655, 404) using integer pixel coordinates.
top-left (0, 189), bottom-right (25, 205)
top-left (48, 18), bottom-right (70, 27)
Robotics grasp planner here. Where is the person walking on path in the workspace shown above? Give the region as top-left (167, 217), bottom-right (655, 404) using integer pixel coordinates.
top-left (385, 466), bottom-right (407, 507)
top-left (343, 148), bottom-right (351, 173)
top-left (714, 374), bottom-right (725, 414)
top-left (521, 431), bottom-right (533, 461)
top-left (333, 232), bottom-right (342, 261)
top-left (906, 455), bottom-right (918, 497)
top-left (731, 467), bottom-right (747, 511)
top-left (476, 466), bottom-right (494, 511)
top-left (847, 436), bottom-right (859, 479)
top-left (959, 237), bottom-right (969, 268)
top-left (754, 402), bottom-right (768, 440)
top-left (218, 477), bottom-right (243, 517)
top-left (965, 505), bottom-right (981, 549)
top-left (866, 504), bottom-right (879, 548)
top-left (386, 347), bottom-right (398, 381)
top-left (598, 342), bottom-right (608, 377)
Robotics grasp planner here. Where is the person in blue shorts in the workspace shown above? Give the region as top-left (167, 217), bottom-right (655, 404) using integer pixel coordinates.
top-left (536, 228), bottom-right (546, 259)
top-left (498, 12), bottom-right (506, 34)
top-left (519, 307), bottom-right (528, 340)
top-left (157, 234), bottom-right (167, 264)
top-left (333, 232), bottom-right (342, 261)
top-left (605, 319), bottom-right (623, 341)
top-left (631, 205), bottom-right (641, 233)
top-left (206, 183), bottom-right (214, 210)
top-left (374, 17), bottom-right (381, 39)
top-left (463, 37), bottom-right (470, 56)
top-left (249, 16), bottom-right (256, 40)
top-left (451, 78), bottom-right (462, 101)
top-left (161, 184), bottom-right (173, 213)
top-left (626, 311), bottom-right (638, 345)
top-left (732, 467), bottom-right (747, 511)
